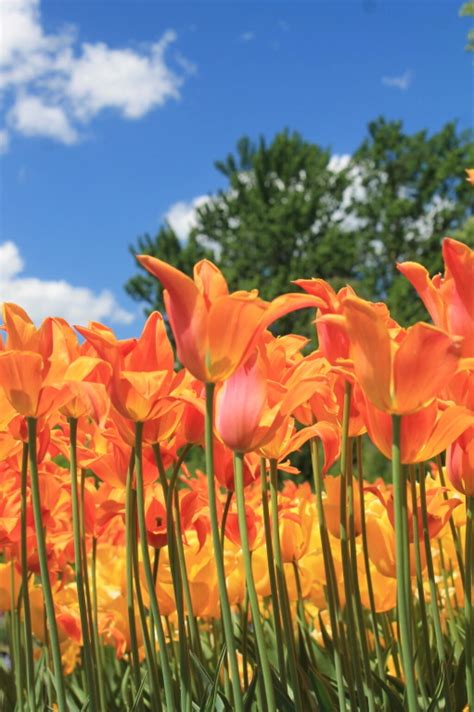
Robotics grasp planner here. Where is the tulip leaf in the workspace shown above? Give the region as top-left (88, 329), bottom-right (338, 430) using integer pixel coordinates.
top-left (243, 668), bottom-right (258, 711)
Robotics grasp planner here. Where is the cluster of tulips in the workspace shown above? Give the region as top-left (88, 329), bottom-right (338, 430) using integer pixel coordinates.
top-left (0, 233), bottom-right (473, 712)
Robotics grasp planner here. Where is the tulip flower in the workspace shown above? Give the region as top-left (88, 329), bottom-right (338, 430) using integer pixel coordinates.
top-left (294, 279), bottom-right (356, 363)
top-left (356, 391), bottom-right (474, 463)
top-left (398, 237), bottom-right (474, 357)
top-left (77, 312), bottom-right (183, 423)
top-left (341, 295), bottom-right (461, 414)
top-left (447, 426), bottom-right (474, 496)
top-left (137, 257), bottom-right (324, 383)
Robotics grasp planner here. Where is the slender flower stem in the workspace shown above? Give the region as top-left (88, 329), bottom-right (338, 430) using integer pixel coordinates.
top-left (260, 457), bottom-right (287, 688)
top-left (9, 559), bottom-right (23, 712)
top-left (134, 422), bottom-right (176, 712)
top-left (204, 383), bottom-right (244, 712)
top-left (162, 445), bottom-right (193, 710)
top-left (130, 493), bottom-right (163, 712)
top-left (339, 382), bottom-right (366, 711)
top-left (356, 437), bottom-right (388, 709)
top-left (91, 537), bottom-right (107, 711)
top-left (234, 451), bottom-right (276, 710)
top-left (125, 447), bottom-right (142, 693)
top-left (68, 418), bottom-right (98, 711)
top-left (310, 438), bottom-right (346, 710)
top-left (391, 415), bottom-right (418, 712)
top-left (436, 456), bottom-right (465, 587)
top-left (465, 495), bottom-right (474, 711)
top-left (20, 442), bottom-right (36, 712)
top-left (220, 490), bottom-right (233, 545)
top-left (418, 464), bottom-right (453, 711)
top-left (269, 458), bottom-right (304, 710)
top-left (173, 487), bottom-right (203, 663)
top-left (407, 465), bottom-right (435, 694)
top-left (27, 417), bottom-right (67, 712)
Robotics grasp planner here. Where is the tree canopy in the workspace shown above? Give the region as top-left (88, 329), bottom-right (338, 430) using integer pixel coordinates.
top-left (126, 118), bottom-right (473, 337)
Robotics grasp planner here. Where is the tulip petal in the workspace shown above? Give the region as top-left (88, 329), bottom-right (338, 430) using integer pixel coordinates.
top-left (216, 351), bottom-right (267, 453)
top-left (343, 296), bottom-right (392, 411)
top-left (393, 322), bottom-right (460, 413)
top-left (0, 350), bottom-right (43, 416)
top-left (397, 261), bottom-right (446, 327)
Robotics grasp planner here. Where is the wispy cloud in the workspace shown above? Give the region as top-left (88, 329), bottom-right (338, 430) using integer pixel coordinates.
top-left (382, 69), bottom-right (412, 90)
top-left (0, 241), bottom-right (134, 325)
top-left (239, 31), bottom-right (255, 43)
top-left (165, 195), bottom-right (209, 241)
top-left (0, 0), bottom-right (194, 151)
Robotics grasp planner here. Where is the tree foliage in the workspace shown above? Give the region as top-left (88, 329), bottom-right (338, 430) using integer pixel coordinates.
top-left (126, 119), bottom-right (473, 335)
top-left (349, 118), bottom-right (474, 324)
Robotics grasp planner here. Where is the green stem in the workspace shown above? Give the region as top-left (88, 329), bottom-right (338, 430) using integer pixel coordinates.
top-left (162, 446), bottom-right (192, 711)
top-left (234, 451), bottom-right (276, 709)
top-left (220, 489), bottom-right (233, 545)
top-left (418, 464), bottom-right (453, 711)
top-left (20, 442), bottom-right (36, 712)
top-left (69, 418), bottom-right (98, 710)
top-left (465, 495), bottom-right (474, 710)
top-left (407, 465), bottom-right (435, 694)
top-left (310, 438), bottom-right (346, 710)
top-left (134, 422), bottom-right (176, 712)
top-left (27, 417), bottom-right (67, 712)
top-left (130, 495), bottom-right (162, 712)
top-left (356, 437), bottom-right (388, 709)
top-left (347, 445), bottom-right (375, 712)
top-left (260, 457), bottom-right (287, 688)
top-left (125, 447), bottom-right (141, 693)
top-left (91, 537), bottom-right (106, 711)
top-left (391, 415), bottom-right (418, 712)
top-left (204, 383), bottom-right (244, 712)
top-left (269, 458), bottom-right (303, 710)
top-left (436, 456), bottom-right (465, 588)
top-left (339, 382), bottom-right (366, 712)
top-left (9, 562), bottom-right (24, 712)
top-left (173, 487), bottom-right (204, 664)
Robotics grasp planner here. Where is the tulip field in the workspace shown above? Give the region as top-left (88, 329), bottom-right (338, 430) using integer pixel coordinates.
top-left (0, 229), bottom-right (473, 712)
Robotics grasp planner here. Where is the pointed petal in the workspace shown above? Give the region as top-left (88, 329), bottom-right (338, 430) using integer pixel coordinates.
top-left (216, 351), bottom-right (267, 452)
top-left (393, 323), bottom-right (460, 413)
top-left (343, 296), bottom-right (392, 411)
top-left (397, 261), bottom-right (446, 327)
top-left (415, 405), bottom-right (474, 463)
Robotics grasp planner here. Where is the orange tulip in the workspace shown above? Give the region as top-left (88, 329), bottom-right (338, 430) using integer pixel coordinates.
top-left (341, 295), bottom-right (461, 414)
top-left (294, 279), bottom-right (356, 363)
top-left (77, 312), bottom-right (183, 423)
top-left (356, 389), bottom-right (473, 463)
top-left (398, 237), bottom-right (474, 357)
top-left (446, 426), bottom-right (474, 496)
top-left (137, 257), bottom-right (323, 382)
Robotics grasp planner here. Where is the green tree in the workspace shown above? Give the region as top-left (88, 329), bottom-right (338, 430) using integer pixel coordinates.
top-left (126, 121), bottom-right (473, 333)
top-left (126, 130), bottom-right (352, 340)
top-left (349, 118), bottom-right (473, 324)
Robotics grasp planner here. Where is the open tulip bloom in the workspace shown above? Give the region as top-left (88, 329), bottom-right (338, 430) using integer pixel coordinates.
top-left (0, 237), bottom-right (472, 712)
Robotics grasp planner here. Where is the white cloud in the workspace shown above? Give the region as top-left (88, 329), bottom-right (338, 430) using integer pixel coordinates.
top-left (67, 33), bottom-right (180, 120)
top-left (165, 195), bottom-right (209, 241)
top-left (239, 31), bottom-right (255, 43)
top-left (0, 241), bottom-right (134, 324)
top-left (8, 94), bottom-right (78, 143)
top-left (0, 0), bottom-right (190, 148)
top-left (382, 70), bottom-right (412, 90)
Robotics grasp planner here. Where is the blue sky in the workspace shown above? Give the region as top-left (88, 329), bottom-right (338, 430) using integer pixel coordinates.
top-left (0, 0), bottom-right (472, 337)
